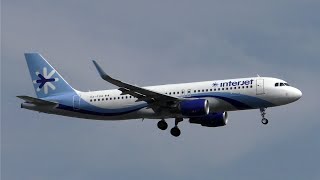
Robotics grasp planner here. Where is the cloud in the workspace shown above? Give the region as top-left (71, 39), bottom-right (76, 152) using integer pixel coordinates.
top-left (2, 0), bottom-right (320, 180)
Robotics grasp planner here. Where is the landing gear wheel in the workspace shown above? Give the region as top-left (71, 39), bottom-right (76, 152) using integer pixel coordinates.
top-left (261, 118), bottom-right (268, 125)
top-left (157, 120), bottom-right (168, 130)
top-left (260, 108), bottom-right (269, 125)
top-left (170, 127), bottom-right (181, 137)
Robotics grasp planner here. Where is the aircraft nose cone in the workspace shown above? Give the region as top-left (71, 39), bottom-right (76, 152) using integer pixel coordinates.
top-left (292, 88), bottom-right (302, 101)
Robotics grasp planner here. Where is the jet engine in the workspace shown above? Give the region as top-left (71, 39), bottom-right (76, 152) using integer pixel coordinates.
top-left (179, 99), bottom-right (210, 117)
top-left (189, 112), bottom-right (228, 127)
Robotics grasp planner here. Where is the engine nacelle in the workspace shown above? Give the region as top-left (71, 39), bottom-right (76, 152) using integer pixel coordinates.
top-left (179, 99), bottom-right (209, 117)
top-left (189, 112), bottom-right (228, 127)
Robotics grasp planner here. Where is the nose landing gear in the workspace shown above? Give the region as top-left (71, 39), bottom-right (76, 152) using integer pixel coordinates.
top-left (260, 108), bottom-right (269, 125)
top-left (261, 118), bottom-right (268, 125)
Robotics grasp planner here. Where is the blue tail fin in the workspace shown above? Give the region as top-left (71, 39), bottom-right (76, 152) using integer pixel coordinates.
top-left (24, 53), bottom-right (75, 98)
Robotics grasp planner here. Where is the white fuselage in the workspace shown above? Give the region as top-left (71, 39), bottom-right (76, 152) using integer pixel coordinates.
top-left (24, 77), bottom-right (301, 121)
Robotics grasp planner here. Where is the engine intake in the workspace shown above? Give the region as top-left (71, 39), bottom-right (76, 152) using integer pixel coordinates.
top-left (179, 99), bottom-right (209, 117)
top-left (189, 112), bottom-right (228, 127)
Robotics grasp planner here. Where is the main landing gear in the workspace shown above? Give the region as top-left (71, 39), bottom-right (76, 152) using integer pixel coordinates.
top-left (170, 118), bottom-right (183, 137)
top-left (157, 118), bottom-right (183, 137)
top-left (157, 119), bottom-right (168, 130)
top-left (260, 108), bottom-right (269, 125)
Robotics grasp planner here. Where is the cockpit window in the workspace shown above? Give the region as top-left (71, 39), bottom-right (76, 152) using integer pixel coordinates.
top-left (275, 82), bottom-right (290, 87)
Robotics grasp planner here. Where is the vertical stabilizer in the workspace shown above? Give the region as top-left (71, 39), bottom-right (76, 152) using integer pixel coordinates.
top-left (24, 53), bottom-right (75, 98)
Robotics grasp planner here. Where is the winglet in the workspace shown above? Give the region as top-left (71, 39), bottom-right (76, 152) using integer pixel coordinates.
top-left (92, 60), bottom-right (112, 81)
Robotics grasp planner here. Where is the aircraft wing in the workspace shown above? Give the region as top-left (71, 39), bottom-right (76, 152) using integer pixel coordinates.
top-left (92, 60), bottom-right (182, 106)
top-left (17, 95), bottom-right (57, 105)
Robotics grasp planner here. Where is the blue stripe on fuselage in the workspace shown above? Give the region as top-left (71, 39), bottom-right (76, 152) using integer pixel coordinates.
top-left (189, 92), bottom-right (274, 109)
top-left (45, 92), bottom-right (274, 116)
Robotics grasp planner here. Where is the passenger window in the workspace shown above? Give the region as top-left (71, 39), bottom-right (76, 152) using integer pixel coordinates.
top-left (214, 89), bottom-right (216, 91)
top-left (275, 83), bottom-right (279, 87)
top-left (90, 99), bottom-right (92, 102)
top-left (226, 88), bottom-right (228, 90)
top-left (206, 89), bottom-right (208, 92)
top-left (280, 83), bottom-right (284, 86)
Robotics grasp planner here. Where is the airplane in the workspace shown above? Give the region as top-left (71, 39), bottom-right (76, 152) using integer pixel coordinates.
top-left (18, 53), bottom-right (302, 137)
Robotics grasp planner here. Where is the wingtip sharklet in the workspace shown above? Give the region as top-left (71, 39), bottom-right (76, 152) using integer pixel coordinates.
top-left (92, 60), bottom-right (111, 80)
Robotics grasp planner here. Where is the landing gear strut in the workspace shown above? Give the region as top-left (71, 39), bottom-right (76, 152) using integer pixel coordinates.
top-left (157, 119), bottom-right (168, 130)
top-left (170, 118), bottom-right (183, 137)
top-left (260, 108), bottom-right (269, 125)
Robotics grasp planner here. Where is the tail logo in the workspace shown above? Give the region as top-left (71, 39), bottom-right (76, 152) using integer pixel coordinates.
top-left (33, 67), bottom-right (59, 94)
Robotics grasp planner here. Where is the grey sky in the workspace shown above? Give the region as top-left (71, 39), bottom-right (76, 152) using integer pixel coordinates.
top-left (2, 0), bottom-right (320, 180)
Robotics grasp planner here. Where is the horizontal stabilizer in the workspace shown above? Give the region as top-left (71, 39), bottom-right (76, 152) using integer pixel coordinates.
top-left (17, 95), bottom-right (57, 105)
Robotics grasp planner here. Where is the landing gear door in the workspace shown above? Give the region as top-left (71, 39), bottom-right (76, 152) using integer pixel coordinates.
top-left (73, 95), bottom-right (81, 110)
top-left (256, 79), bottom-right (265, 95)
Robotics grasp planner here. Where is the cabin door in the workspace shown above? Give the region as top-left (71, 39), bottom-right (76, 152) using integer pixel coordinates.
top-left (256, 79), bottom-right (265, 95)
